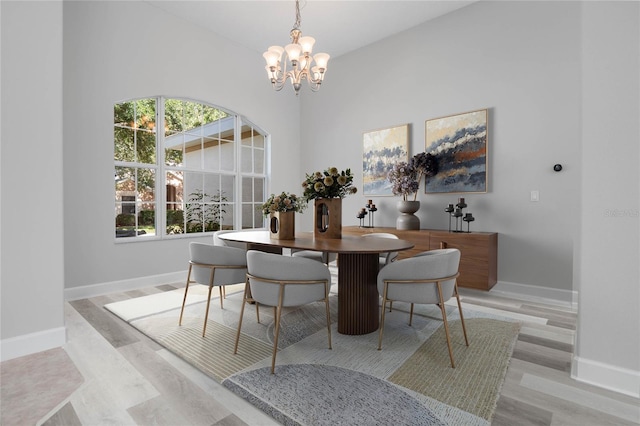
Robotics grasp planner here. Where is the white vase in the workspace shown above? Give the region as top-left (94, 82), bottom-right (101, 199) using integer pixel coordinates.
top-left (396, 200), bottom-right (420, 230)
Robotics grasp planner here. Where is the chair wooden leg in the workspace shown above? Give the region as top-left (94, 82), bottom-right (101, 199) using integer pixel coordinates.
top-left (437, 282), bottom-right (455, 368)
top-left (218, 286), bottom-right (224, 309)
top-left (178, 265), bottom-right (193, 326)
top-left (202, 284), bottom-right (214, 337)
top-left (271, 286), bottom-right (285, 374)
top-left (234, 280), bottom-right (250, 354)
top-left (454, 283), bottom-right (469, 346)
top-left (409, 303), bottom-right (414, 326)
top-left (324, 282), bottom-right (332, 350)
top-left (378, 283), bottom-right (389, 350)
top-left (255, 302), bottom-right (260, 323)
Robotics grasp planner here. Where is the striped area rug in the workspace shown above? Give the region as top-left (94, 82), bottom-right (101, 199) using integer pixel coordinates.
top-left (106, 279), bottom-right (520, 426)
top-left (388, 318), bottom-right (521, 420)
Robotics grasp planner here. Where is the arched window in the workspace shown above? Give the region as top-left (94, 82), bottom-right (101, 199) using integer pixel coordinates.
top-left (114, 97), bottom-right (267, 239)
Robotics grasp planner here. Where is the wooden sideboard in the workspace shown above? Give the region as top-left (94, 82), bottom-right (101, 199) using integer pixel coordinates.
top-left (343, 226), bottom-right (498, 291)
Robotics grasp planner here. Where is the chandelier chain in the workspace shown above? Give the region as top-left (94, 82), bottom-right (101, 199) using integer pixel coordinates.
top-left (293, 0), bottom-right (302, 31)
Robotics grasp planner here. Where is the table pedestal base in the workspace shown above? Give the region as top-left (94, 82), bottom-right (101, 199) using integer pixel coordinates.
top-left (337, 253), bottom-right (379, 335)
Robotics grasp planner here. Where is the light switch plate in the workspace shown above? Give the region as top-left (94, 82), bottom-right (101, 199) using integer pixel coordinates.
top-left (530, 190), bottom-right (539, 202)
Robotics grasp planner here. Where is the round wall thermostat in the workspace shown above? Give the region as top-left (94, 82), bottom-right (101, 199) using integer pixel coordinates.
top-left (553, 164), bottom-right (563, 172)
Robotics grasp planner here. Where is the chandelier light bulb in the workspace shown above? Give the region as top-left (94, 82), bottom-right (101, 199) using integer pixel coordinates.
top-left (262, 50), bottom-right (280, 68)
top-left (284, 43), bottom-right (302, 64)
top-left (313, 52), bottom-right (330, 71)
top-left (298, 36), bottom-right (315, 54)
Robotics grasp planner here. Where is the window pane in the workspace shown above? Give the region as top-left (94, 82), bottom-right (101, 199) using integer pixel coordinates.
top-left (220, 140), bottom-right (234, 171)
top-left (138, 203), bottom-right (156, 236)
top-left (165, 99), bottom-right (186, 134)
top-left (220, 204), bottom-right (234, 230)
top-left (242, 204), bottom-right (255, 229)
top-left (254, 178), bottom-right (264, 201)
top-left (137, 168), bottom-right (155, 200)
top-left (242, 177), bottom-right (253, 202)
top-left (203, 137), bottom-right (220, 171)
top-left (166, 204), bottom-right (184, 235)
top-left (203, 174), bottom-right (221, 199)
top-left (254, 203), bottom-right (264, 228)
top-left (114, 127), bottom-right (134, 162)
top-left (241, 146), bottom-right (252, 173)
top-left (254, 133), bottom-right (265, 148)
top-left (165, 169), bottom-right (184, 234)
top-left (254, 148), bottom-right (264, 174)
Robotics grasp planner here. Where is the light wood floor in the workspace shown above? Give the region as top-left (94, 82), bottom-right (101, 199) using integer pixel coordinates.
top-left (2, 281), bottom-right (638, 426)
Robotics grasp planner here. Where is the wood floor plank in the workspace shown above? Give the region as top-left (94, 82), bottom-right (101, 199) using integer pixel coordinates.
top-left (512, 340), bottom-right (572, 372)
top-left (41, 401), bottom-right (83, 426)
top-left (68, 299), bottom-right (140, 348)
top-left (517, 333), bottom-right (574, 353)
top-left (127, 395), bottom-right (191, 426)
top-left (492, 394), bottom-right (553, 426)
top-left (118, 341), bottom-right (234, 425)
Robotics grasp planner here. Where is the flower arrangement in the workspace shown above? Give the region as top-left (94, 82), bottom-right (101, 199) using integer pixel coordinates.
top-left (388, 152), bottom-right (439, 201)
top-left (302, 167), bottom-right (357, 202)
top-left (260, 191), bottom-right (306, 216)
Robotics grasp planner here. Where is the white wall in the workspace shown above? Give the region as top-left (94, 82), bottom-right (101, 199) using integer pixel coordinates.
top-left (576, 1), bottom-right (639, 398)
top-left (300, 1), bottom-right (581, 300)
top-left (61, 1), bottom-right (300, 290)
top-left (1, 1), bottom-right (66, 358)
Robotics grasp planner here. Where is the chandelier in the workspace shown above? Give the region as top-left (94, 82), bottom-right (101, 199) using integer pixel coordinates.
top-left (262, 0), bottom-right (330, 95)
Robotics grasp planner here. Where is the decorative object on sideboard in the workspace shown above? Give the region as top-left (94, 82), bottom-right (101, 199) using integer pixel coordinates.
top-left (388, 152), bottom-right (440, 230)
top-left (396, 200), bottom-right (421, 230)
top-left (357, 200), bottom-right (377, 228)
top-left (262, 0), bottom-right (330, 95)
top-left (445, 197), bottom-right (475, 233)
top-left (302, 167), bottom-right (357, 239)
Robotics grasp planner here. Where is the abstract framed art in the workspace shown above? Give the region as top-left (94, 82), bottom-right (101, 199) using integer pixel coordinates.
top-left (425, 109), bottom-right (488, 193)
top-left (362, 124), bottom-right (409, 196)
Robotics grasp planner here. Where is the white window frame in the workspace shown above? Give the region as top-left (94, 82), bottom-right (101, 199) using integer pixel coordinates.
top-left (114, 96), bottom-right (269, 242)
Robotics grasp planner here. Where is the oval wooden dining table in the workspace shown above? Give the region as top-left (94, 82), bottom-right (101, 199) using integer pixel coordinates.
top-left (218, 230), bottom-right (414, 335)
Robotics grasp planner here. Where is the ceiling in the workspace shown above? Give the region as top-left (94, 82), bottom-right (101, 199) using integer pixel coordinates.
top-left (146, 1), bottom-right (476, 59)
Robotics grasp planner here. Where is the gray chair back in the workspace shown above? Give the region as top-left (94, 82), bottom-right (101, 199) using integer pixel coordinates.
top-left (362, 232), bottom-right (400, 266)
top-left (247, 250), bottom-right (331, 307)
top-left (189, 242), bottom-right (247, 286)
top-left (377, 248), bottom-right (461, 304)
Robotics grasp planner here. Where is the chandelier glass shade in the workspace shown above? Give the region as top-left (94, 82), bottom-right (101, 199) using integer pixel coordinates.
top-left (263, 0), bottom-right (330, 94)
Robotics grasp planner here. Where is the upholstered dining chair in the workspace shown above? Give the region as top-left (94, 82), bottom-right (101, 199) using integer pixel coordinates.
top-left (178, 242), bottom-right (247, 337)
top-left (361, 232), bottom-right (400, 269)
top-left (291, 249), bottom-right (337, 265)
top-left (376, 248), bottom-right (469, 368)
top-left (234, 250), bottom-right (333, 374)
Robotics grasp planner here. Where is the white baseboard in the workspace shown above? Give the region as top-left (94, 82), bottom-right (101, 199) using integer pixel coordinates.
top-left (491, 280), bottom-right (578, 310)
top-left (572, 355), bottom-right (640, 398)
top-left (64, 270), bottom-right (187, 301)
top-left (0, 327), bottom-right (67, 362)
